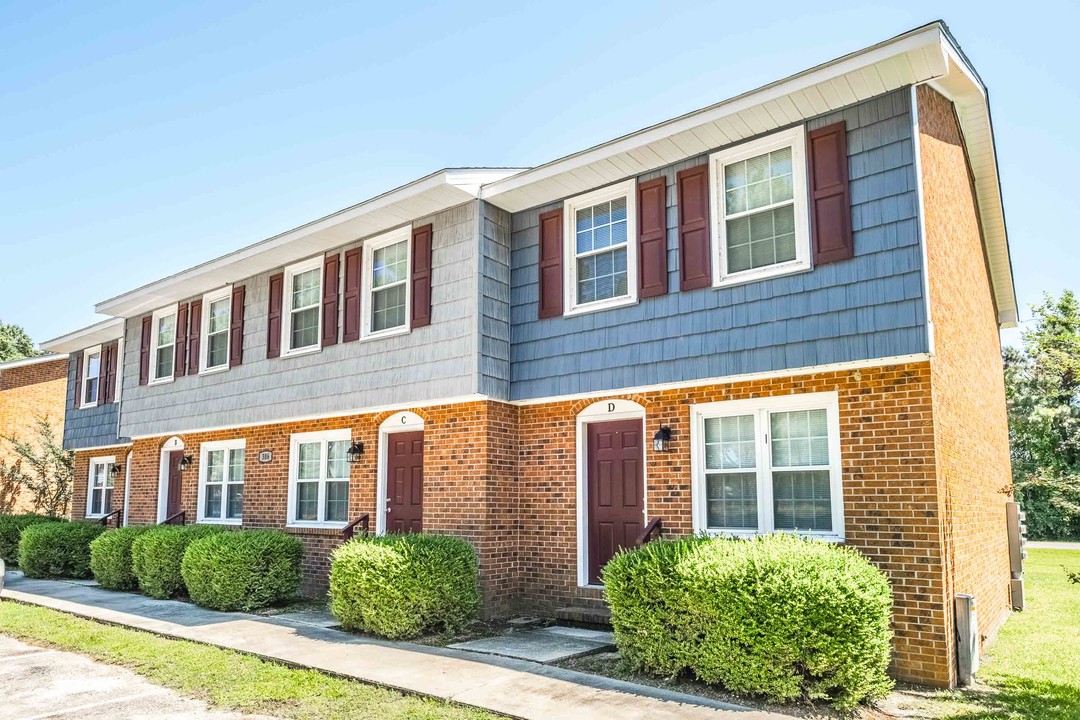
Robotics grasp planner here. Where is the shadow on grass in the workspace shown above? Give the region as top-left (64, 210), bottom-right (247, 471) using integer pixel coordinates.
top-left (934, 677), bottom-right (1080, 720)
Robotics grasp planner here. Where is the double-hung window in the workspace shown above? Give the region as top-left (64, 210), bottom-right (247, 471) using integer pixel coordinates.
top-left (563, 179), bottom-right (637, 314)
top-left (287, 429), bottom-right (350, 527)
top-left (710, 126), bottom-right (810, 286)
top-left (150, 305), bottom-right (177, 383)
top-left (361, 227), bottom-right (411, 337)
top-left (198, 439), bottom-right (245, 523)
top-left (86, 456), bottom-right (114, 518)
top-left (691, 392), bottom-right (843, 539)
top-left (201, 287), bottom-right (231, 372)
top-left (80, 346), bottom-right (101, 408)
top-left (283, 257), bottom-right (322, 354)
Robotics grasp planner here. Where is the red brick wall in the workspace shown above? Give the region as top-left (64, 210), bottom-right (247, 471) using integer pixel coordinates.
top-left (918, 85), bottom-right (1014, 674)
top-left (0, 358), bottom-right (68, 514)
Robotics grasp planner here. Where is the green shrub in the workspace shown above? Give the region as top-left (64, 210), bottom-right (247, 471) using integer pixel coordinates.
top-left (329, 533), bottom-right (479, 640)
top-left (131, 524), bottom-right (225, 599)
top-left (604, 533), bottom-right (894, 711)
top-left (0, 514), bottom-right (61, 566)
top-left (181, 530), bottom-right (303, 611)
top-left (89, 527), bottom-right (149, 591)
top-left (17, 521), bottom-right (105, 578)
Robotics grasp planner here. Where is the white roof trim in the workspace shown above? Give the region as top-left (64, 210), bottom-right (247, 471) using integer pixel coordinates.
top-left (96, 168), bottom-right (524, 318)
top-left (0, 353), bottom-right (69, 371)
top-left (39, 317), bottom-right (125, 354)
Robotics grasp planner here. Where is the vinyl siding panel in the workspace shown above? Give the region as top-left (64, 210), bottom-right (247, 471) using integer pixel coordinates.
top-left (478, 200), bottom-right (512, 398)
top-left (508, 89), bottom-right (927, 400)
top-left (62, 354), bottom-right (127, 451)
top-left (119, 202), bottom-right (480, 437)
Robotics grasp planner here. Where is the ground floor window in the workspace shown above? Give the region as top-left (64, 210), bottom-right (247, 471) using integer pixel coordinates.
top-left (287, 429), bottom-right (350, 527)
top-left (197, 439), bottom-right (245, 523)
top-left (86, 456), bottom-right (115, 518)
top-left (690, 392), bottom-right (844, 539)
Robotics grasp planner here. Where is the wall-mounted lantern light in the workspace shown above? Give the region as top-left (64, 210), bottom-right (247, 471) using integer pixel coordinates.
top-left (179, 454), bottom-right (193, 471)
top-left (652, 425), bottom-right (672, 452)
top-left (110, 463), bottom-right (123, 479)
top-left (346, 441), bottom-right (364, 463)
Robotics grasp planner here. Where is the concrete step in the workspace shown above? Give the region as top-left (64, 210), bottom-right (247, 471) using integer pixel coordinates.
top-left (554, 605), bottom-right (612, 629)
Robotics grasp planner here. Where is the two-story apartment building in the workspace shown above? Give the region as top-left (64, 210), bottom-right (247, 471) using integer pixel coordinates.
top-left (43, 22), bottom-right (1015, 689)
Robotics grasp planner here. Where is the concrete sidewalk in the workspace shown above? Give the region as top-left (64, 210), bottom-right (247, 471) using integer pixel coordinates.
top-left (0, 572), bottom-right (787, 720)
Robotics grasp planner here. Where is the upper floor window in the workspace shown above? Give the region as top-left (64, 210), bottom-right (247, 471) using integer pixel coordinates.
top-left (710, 126), bottom-right (810, 286)
top-left (287, 429), bottom-right (350, 527)
top-left (80, 346), bottom-right (101, 408)
top-left (198, 439), bottom-right (244, 524)
top-left (564, 180), bottom-right (638, 315)
top-left (86, 456), bottom-right (115, 518)
top-left (201, 287), bottom-right (231, 373)
top-left (150, 306), bottom-right (177, 384)
top-left (284, 257), bottom-right (322, 354)
top-left (362, 227), bottom-right (411, 338)
top-left (690, 392), bottom-right (843, 540)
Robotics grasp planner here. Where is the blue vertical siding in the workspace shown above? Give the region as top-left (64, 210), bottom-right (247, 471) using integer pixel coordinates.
top-left (508, 89), bottom-right (927, 401)
top-left (62, 353), bottom-right (128, 451)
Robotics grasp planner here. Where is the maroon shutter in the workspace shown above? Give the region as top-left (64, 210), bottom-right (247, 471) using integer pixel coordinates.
top-left (72, 351), bottom-right (83, 407)
top-left (807, 121), bottom-right (854, 265)
top-left (174, 303), bottom-right (188, 377)
top-left (637, 177), bottom-right (668, 298)
top-left (342, 248), bottom-right (362, 342)
top-left (186, 300), bottom-right (201, 372)
top-left (537, 208), bottom-right (563, 319)
top-left (229, 285), bottom-right (245, 367)
top-left (267, 272), bottom-right (284, 359)
top-left (677, 165), bottom-right (712, 291)
top-left (322, 252), bottom-right (341, 346)
top-left (104, 341), bottom-right (118, 404)
top-left (411, 224), bottom-right (433, 328)
top-left (138, 316), bottom-right (152, 385)
top-left (97, 343), bottom-right (109, 406)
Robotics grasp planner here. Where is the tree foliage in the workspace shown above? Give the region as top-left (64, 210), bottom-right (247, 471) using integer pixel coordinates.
top-left (0, 416), bottom-right (73, 517)
top-left (0, 322), bottom-right (37, 363)
top-left (1005, 291), bottom-right (1080, 539)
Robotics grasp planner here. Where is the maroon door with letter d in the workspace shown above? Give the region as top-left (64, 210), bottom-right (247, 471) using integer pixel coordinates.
top-left (586, 420), bottom-right (644, 584)
top-left (386, 431), bottom-right (423, 533)
top-left (166, 449), bottom-right (184, 519)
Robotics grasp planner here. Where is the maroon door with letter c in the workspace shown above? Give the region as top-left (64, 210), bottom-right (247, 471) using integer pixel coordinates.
top-left (386, 431), bottom-right (424, 533)
top-left (586, 419), bottom-right (644, 584)
top-left (166, 450), bottom-right (184, 518)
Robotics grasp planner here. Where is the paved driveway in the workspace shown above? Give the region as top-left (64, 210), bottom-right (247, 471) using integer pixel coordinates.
top-left (0, 635), bottom-right (273, 720)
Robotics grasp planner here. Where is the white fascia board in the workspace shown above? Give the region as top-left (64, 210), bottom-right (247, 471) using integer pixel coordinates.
top-left (0, 353), bottom-right (69, 370)
top-left (39, 317), bottom-right (125, 354)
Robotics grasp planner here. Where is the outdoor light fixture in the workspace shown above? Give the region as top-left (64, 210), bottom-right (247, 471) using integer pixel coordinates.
top-left (346, 441), bottom-right (364, 463)
top-left (109, 463), bottom-right (123, 479)
top-left (179, 454), bottom-right (193, 470)
top-left (652, 425), bottom-right (672, 452)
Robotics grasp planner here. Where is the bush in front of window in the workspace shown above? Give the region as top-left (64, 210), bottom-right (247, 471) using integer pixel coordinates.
top-left (131, 524), bottom-right (225, 599)
top-left (0, 513), bottom-right (61, 566)
top-left (180, 530), bottom-right (302, 612)
top-left (603, 533), bottom-right (894, 711)
top-left (17, 520), bottom-right (104, 579)
top-left (329, 533), bottom-right (479, 640)
top-left (89, 526), bottom-right (149, 591)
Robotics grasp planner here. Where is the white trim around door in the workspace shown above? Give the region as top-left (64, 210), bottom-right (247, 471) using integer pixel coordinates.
top-left (375, 411), bottom-right (425, 535)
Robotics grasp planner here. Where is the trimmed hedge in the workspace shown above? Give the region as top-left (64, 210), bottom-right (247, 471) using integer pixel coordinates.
top-left (603, 533), bottom-right (894, 711)
top-left (329, 533), bottom-right (479, 640)
top-left (0, 514), bottom-right (61, 566)
top-left (90, 527), bottom-right (149, 591)
top-left (17, 521), bottom-right (105, 579)
top-left (181, 530), bottom-right (303, 611)
top-left (131, 524), bottom-right (225, 599)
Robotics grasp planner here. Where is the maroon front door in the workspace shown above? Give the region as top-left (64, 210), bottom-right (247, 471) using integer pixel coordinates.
top-left (586, 419), bottom-right (644, 584)
top-left (386, 431), bottom-right (424, 533)
top-left (166, 449), bottom-right (184, 518)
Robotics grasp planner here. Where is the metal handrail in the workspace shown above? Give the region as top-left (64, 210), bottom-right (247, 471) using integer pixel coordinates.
top-left (99, 509), bottom-right (122, 528)
top-left (342, 513), bottom-right (370, 540)
top-left (635, 516), bottom-right (662, 546)
top-left (160, 510), bottom-right (186, 526)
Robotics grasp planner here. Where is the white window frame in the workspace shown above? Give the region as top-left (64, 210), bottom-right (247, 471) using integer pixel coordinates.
top-left (282, 256), bottom-right (324, 357)
top-left (690, 392), bottom-right (844, 541)
top-left (79, 344), bottom-right (102, 409)
top-left (196, 438), bottom-right (245, 525)
top-left (149, 304), bottom-right (178, 385)
top-left (361, 226), bottom-right (412, 340)
top-left (286, 428), bottom-right (351, 528)
top-left (563, 179), bottom-right (638, 316)
top-left (709, 126), bottom-right (811, 288)
top-left (86, 455), bottom-right (115, 519)
top-left (199, 286), bottom-right (232, 374)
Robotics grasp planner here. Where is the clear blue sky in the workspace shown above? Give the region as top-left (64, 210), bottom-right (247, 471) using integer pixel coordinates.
top-left (1, 1), bottom-right (1075, 346)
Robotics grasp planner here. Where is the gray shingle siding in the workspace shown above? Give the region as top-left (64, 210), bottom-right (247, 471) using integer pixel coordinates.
top-left (478, 200), bottom-right (512, 398)
top-left (508, 88), bottom-right (927, 401)
top-left (62, 354), bottom-right (127, 451)
top-left (119, 202), bottom-right (481, 438)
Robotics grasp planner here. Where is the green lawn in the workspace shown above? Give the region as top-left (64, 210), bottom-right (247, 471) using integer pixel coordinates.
top-left (0, 601), bottom-right (500, 720)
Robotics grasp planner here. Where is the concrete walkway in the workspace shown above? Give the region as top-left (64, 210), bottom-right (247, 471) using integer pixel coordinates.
top-left (0, 572), bottom-right (787, 720)
top-left (1028, 540), bottom-right (1080, 550)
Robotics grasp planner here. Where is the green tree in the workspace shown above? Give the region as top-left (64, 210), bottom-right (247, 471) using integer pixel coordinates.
top-left (1005, 291), bottom-right (1080, 539)
top-left (0, 416), bottom-right (73, 517)
top-left (0, 322), bottom-right (37, 363)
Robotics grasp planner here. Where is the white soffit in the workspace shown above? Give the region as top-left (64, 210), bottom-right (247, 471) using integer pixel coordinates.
top-left (40, 317), bottom-right (125, 354)
top-left (96, 168), bottom-right (524, 318)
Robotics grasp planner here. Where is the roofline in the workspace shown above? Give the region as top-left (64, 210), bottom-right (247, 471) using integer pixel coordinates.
top-left (39, 317), bottom-right (125, 353)
top-left (0, 353), bottom-right (68, 371)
